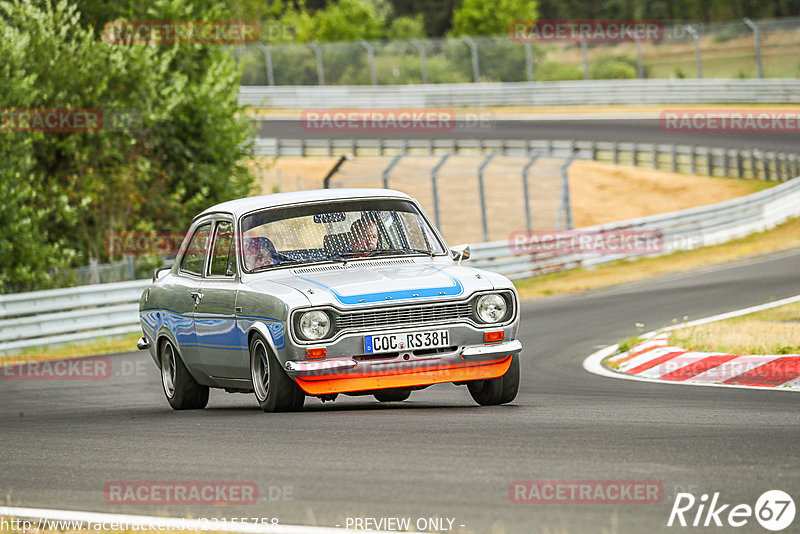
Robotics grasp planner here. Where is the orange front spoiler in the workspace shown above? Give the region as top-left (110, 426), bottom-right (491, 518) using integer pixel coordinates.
top-left (294, 356), bottom-right (512, 395)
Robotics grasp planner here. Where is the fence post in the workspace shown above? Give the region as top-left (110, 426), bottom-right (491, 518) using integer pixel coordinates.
top-left (580, 41), bottom-right (589, 80)
top-left (461, 36), bottom-right (480, 82)
top-left (429, 154), bottom-right (451, 228)
top-left (632, 143), bottom-right (638, 166)
top-left (707, 147), bottom-right (714, 176)
top-left (323, 154), bottom-right (349, 188)
top-left (635, 39), bottom-right (644, 79)
top-left (359, 40), bottom-right (378, 85)
top-left (256, 44), bottom-right (275, 86)
top-left (558, 152), bottom-right (579, 231)
top-left (613, 141), bottom-right (619, 164)
top-left (411, 39), bottom-right (428, 83)
top-left (751, 150), bottom-right (758, 179)
top-left (381, 154), bottom-right (403, 188)
top-left (685, 25), bottom-right (703, 78)
top-left (88, 258), bottom-right (100, 285)
top-left (125, 255), bottom-right (136, 281)
top-left (691, 146), bottom-right (697, 174)
top-left (743, 18), bottom-right (764, 79)
top-left (524, 41), bottom-right (534, 81)
top-left (477, 152), bottom-right (496, 241)
top-left (652, 144), bottom-right (659, 169)
top-left (671, 144), bottom-right (678, 172)
top-left (762, 152), bottom-right (770, 181)
top-left (737, 150), bottom-right (744, 178)
top-left (309, 43), bottom-right (325, 85)
top-left (522, 153), bottom-right (540, 232)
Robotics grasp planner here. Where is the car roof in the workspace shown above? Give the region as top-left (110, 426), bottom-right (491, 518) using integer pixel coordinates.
top-left (194, 188), bottom-right (415, 220)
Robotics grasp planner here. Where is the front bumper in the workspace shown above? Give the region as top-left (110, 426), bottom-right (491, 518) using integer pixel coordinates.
top-left (285, 339), bottom-right (522, 395)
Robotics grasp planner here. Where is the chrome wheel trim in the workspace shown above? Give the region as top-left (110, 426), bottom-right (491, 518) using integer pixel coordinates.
top-left (252, 339), bottom-right (270, 402)
top-left (161, 342), bottom-right (176, 398)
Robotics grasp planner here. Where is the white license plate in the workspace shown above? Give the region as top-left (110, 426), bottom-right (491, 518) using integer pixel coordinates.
top-left (364, 330), bottom-right (450, 354)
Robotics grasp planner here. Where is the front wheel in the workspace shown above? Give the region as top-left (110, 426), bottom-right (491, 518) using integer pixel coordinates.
top-left (250, 335), bottom-right (305, 412)
top-left (374, 388), bottom-right (411, 402)
top-left (467, 354), bottom-right (519, 406)
top-left (160, 339), bottom-right (209, 410)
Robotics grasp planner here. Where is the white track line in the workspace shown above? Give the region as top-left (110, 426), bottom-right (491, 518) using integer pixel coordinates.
top-left (0, 506), bottom-right (417, 534)
top-left (583, 294), bottom-right (800, 392)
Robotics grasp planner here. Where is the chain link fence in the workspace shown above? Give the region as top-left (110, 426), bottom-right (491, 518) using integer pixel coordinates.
top-left (326, 154), bottom-right (574, 245)
top-left (238, 16), bottom-right (800, 86)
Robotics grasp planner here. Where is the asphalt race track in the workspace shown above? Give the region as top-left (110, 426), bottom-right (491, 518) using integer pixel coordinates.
top-left (257, 118), bottom-right (800, 152)
top-left (2, 249), bottom-right (798, 533)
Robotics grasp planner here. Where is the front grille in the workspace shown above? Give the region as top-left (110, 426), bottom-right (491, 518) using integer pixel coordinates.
top-left (336, 302), bottom-right (472, 330)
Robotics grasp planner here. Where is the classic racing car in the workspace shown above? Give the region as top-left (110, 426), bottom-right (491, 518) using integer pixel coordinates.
top-left (137, 189), bottom-right (522, 411)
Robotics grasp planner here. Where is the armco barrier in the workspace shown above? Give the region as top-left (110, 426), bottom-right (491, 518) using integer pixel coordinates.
top-left (1, 177), bottom-right (798, 354)
top-left (469, 175), bottom-right (800, 278)
top-left (0, 280), bottom-right (149, 354)
top-left (239, 79), bottom-right (800, 109)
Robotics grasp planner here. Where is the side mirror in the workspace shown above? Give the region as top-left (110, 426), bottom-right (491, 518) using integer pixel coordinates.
top-left (153, 266), bottom-right (171, 281)
top-left (449, 244), bottom-right (471, 265)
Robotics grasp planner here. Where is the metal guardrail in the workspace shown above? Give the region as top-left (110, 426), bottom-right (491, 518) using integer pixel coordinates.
top-left (0, 280), bottom-right (149, 354)
top-left (240, 79), bottom-right (800, 108)
top-left (469, 175), bottom-right (800, 279)
top-left (2, 177), bottom-right (798, 355)
top-left (254, 138), bottom-right (800, 182)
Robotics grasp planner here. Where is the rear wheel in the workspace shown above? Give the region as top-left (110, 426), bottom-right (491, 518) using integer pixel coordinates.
top-left (160, 339), bottom-right (209, 410)
top-left (374, 388), bottom-right (411, 402)
top-left (250, 335), bottom-right (305, 412)
top-left (467, 354), bottom-right (519, 406)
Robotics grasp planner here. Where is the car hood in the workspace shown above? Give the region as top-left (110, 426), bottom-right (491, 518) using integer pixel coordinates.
top-left (268, 260), bottom-right (494, 307)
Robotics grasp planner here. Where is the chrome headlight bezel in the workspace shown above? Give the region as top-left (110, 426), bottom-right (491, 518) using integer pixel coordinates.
top-left (475, 293), bottom-right (509, 324)
top-left (297, 310), bottom-right (331, 341)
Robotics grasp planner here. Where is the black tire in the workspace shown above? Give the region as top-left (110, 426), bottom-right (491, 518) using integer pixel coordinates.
top-left (249, 335), bottom-right (305, 412)
top-left (160, 338), bottom-right (209, 410)
top-left (467, 354), bottom-right (520, 406)
top-left (374, 388), bottom-right (411, 402)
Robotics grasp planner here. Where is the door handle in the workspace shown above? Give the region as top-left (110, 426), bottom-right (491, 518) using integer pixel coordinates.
top-left (190, 290), bottom-right (204, 304)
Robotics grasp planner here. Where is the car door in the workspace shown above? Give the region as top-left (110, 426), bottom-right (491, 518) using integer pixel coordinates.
top-left (193, 218), bottom-right (247, 380)
top-left (170, 220), bottom-right (213, 370)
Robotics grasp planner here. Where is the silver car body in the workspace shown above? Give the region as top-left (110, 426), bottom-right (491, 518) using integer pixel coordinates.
top-left (139, 188), bottom-right (522, 397)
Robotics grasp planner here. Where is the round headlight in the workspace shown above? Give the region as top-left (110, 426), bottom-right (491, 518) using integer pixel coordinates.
top-left (299, 310), bottom-right (331, 340)
top-left (476, 294), bottom-right (507, 323)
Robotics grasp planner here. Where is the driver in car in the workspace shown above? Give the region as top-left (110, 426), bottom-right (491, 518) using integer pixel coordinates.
top-left (349, 217), bottom-right (379, 255)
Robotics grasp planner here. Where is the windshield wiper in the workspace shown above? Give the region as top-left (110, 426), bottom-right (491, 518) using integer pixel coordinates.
top-left (250, 258), bottom-right (316, 272)
top-left (363, 248), bottom-right (435, 258)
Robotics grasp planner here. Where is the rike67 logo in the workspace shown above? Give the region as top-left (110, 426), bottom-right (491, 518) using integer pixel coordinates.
top-left (668, 490), bottom-right (795, 531)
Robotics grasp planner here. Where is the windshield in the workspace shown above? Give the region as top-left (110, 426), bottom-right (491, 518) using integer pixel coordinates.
top-left (239, 198), bottom-right (446, 271)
